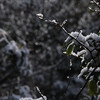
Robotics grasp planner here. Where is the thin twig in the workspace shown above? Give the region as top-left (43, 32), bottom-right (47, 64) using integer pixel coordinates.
top-left (44, 19), bottom-right (98, 100)
top-left (35, 87), bottom-right (46, 100)
top-left (37, 16), bottom-right (99, 100)
top-left (42, 18), bottom-right (97, 64)
top-left (92, 0), bottom-right (100, 8)
top-left (61, 77), bottom-right (72, 100)
top-left (74, 65), bottom-right (98, 100)
top-left (52, 22), bottom-right (98, 100)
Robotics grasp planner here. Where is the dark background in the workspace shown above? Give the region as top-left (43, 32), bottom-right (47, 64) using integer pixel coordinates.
top-left (0, 0), bottom-right (100, 100)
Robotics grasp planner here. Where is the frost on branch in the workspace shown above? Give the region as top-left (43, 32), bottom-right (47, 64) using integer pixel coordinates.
top-left (64, 31), bottom-right (100, 78)
top-left (33, 96), bottom-right (47, 100)
top-left (36, 13), bottom-right (44, 19)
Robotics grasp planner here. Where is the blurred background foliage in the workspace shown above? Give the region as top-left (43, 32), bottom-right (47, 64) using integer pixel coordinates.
top-left (0, 0), bottom-right (99, 100)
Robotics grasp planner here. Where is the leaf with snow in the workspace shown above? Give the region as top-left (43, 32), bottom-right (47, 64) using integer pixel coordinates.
top-left (85, 33), bottom-right (100, 42)
top-left (71, 32), bottom-right (79, 37)
top-left (71, 31), bottom-right (85, 43)
top-left (84, 50), bottom-right (91, 61)
top-left (65, 37), bottom-right (73, 46)
top-left (78, 67), bottom-right (88, 78)
top-left (77, 50), bottom-right (86, 57)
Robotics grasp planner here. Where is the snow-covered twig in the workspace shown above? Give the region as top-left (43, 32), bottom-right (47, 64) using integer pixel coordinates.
top-left (36, 13), bottom-right (99, 100)
top-left (35, 87), bottom-right (47, 100)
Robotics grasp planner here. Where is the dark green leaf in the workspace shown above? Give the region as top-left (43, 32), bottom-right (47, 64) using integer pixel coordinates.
top-left (62, 42), bottom-right (66, 50)
top-left (88, 80), bottom-right (97, 96)
top-left (66, 42), bottom-right (74, 56)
